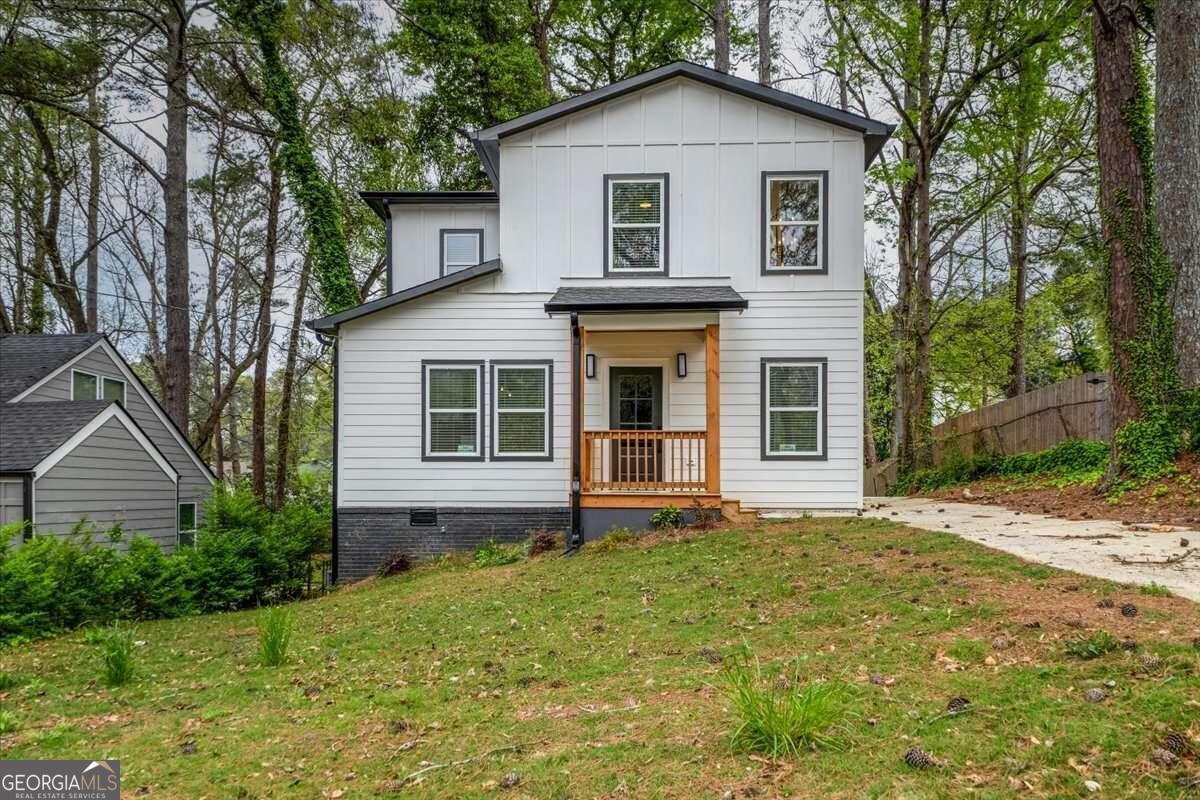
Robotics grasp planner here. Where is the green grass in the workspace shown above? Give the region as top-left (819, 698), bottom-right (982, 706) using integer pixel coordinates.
top-left (257, 606), bottom-right (293, 667)
top-left (1140, 582), bottom-right (1173, 597)
top-left (722, 652), bottom-right (850, 755)
top-left (1, 518), bottom-right (1197, 798)
top-left (98, 622), bottom-right (137, 687)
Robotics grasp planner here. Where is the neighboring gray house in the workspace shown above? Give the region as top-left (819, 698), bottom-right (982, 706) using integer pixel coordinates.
top-left (0, 334), bottom-right (215, 549)
top-left (310, 62), bottom-right (893, 581)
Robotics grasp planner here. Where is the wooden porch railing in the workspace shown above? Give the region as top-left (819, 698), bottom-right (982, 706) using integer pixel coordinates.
top-left (582, 430), bottom-right (707, 492)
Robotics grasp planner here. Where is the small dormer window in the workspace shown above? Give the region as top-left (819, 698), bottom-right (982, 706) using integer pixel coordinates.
top-left (605, 174), bottom-right (668, 276)
top-left (441, 229), bottom-right (483, 276)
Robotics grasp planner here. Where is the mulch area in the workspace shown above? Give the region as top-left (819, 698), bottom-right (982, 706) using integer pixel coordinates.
top-left (925, 453), bottom-right (1200, 528)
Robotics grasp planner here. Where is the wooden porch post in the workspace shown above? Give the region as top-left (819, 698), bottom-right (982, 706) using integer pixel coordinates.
top-left (705, 323), bottom-right (720, 494)
top-left (578, 326), bottom-right (588, 491)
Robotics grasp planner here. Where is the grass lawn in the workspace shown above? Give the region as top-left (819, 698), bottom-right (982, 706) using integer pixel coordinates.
top-left (2, 518), bottom-right (1198, 798)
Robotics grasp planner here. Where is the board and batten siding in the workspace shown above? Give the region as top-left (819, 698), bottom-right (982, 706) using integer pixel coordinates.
top-left (33, 417), bottom-right (178, 548)
top-left (390, 205), bottom-right (500, 291)
top-left (495, 77), bottom-right (865, 293)
top-left (19, 346), bottom-right (212, 522)
top-left (338, 287), bottom-right (570, 508)
top-left (581, 329), bottom-right (706, 431)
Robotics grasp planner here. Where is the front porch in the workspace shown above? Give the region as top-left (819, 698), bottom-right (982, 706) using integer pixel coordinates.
top-left (575, 320), bottom-right (722, 510)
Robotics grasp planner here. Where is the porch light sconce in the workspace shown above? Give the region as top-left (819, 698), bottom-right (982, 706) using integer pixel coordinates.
top-left (676, 352), bottom-right (687, 378)
top-left (585, 353), bottom-right (596, 379)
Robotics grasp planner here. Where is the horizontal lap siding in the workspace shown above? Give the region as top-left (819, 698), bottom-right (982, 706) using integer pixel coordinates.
top-left (338, 290), bottom-right (570, 507)
top-left (22, 347), bottom-right (212, 522)
top-left (582, 329), bottom-right (706, 430)
top-left (720, 291), bottom-right (863, 509)
top-left (34, 417), bottom-right (178, 548)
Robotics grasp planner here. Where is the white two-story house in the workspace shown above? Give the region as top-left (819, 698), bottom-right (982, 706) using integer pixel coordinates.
top-left (310, 61), bottom-right (894, 581)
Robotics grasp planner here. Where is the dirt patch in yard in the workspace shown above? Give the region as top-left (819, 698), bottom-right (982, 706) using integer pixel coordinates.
top-left (925, 453), bottom-right (1200, 527)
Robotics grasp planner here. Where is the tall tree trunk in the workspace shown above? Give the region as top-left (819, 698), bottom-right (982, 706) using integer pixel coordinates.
top-left (1094, 0), bottom-right (1148, 432)
top-left (274, 253), bottom-right (313, 508)
top-left (1156, 0), bottom-right (1200, 391)
top-left (1006, 153), bottom-right (1030, 398)
top-left (163, 11), bottom-right (192, 430)
top-left (713, 0), bottom-right (730, 73)
top-left (227, 259), bottom-right (242, 479)
top-left (252, 161), bottom-right (281, 503)
top-left (11, 157), bottom-right (26, 331)
top-left (757, 0), bottom-right (771, 85)
top-left (28, 154), bottom-right (47, 334)
top-left (86, 86), bottom-right (101, 331)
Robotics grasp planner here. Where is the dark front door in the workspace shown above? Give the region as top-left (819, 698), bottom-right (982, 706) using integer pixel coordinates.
top-left (609, 367), bottom-right (663, 483)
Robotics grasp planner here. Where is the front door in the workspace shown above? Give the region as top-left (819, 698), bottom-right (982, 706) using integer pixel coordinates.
top-left (609, 367), bottom-right (663, 483)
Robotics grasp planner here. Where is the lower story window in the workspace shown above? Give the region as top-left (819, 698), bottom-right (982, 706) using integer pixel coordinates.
top-left (761, 359), bottom-right (826, 459)
top-left (423, 361), bottom-right (484, 460)
top-left (178, 502), bottom-right (197, 548)
top-left (491, 362), bottom-right (552, 459)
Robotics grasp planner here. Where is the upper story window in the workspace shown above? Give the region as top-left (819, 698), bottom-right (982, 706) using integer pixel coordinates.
top-left (762, 171), bottom-right (827, 274)
top-left (441, 229), bottom-right (483, 276)
top-left (72, 369), bottom-right (125, 406)
top-left (605, 174), bottom-right (668, 276)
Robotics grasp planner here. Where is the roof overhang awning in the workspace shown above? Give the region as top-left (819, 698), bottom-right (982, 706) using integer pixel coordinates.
top-left (544, 285), bottom-right (748, 314)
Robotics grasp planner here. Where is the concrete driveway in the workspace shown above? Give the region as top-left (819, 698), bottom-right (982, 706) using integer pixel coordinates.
top-left (858, 497), bottom-right (1200, 602)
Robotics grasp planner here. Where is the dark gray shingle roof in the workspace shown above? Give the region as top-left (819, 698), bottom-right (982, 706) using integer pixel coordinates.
top-left (0, 334), bottom-right (103, 402)
top-left (0, 400), bottom-right (113, 472)
top-left (544, 285), bottom-right (748, 313)
top-left (307, 258), bottom-right (503, 334)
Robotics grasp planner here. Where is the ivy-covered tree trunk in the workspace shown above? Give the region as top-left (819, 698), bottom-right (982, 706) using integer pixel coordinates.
top-left (1093, 0), bottom-right (1180, 482)
top-left (1155, 0), bottom-right (1200, 396)
top-left (224, 0), bottom-right (358, 316)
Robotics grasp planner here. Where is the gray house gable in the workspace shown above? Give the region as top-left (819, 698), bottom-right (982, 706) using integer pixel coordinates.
top-left (2, 334), bottom-right (214, 545)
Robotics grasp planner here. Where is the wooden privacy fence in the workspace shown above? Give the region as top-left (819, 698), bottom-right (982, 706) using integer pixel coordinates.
top-left (865, 372), bottom-right (1112, 495)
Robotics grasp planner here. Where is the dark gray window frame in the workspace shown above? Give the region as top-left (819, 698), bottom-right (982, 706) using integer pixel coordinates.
top-left (604, 173), bottom-right (669, 277)
top-left (439, 228), bottom-right (485, 277)
top-left (489, 360), bottom-right (554, 462)
top-left (760, 171), bottom-right (829, 276)
top-left (759, 357), bottom-right (828, 461)
top-left (421, 359), bottom-right (486, 462)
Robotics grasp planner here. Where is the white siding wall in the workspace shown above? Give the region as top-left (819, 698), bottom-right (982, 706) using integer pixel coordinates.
top-left (582, 329), bottom-right (706, 431)
top-left (352, 75), bottom-right (866, 511)
top-left (338, 288), bottom-right (570, 507)
top-left (495, 77), bottom-right (865, 293)
top-left (390, 205), bottom-right (500, 291)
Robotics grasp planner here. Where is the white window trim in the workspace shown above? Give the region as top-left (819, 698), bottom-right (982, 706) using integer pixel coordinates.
top-left (491, 362), bottom-right (552, 459)
top-left (763, 360), bottom-right (825, 459)
top-left (764, 173), bottom-right (825, 272)
top-left (423, 362), bottom-right (484, 460)
top-left (70, 368), bottom-right (126, 405)
top-left (178, 502), bottom-right (198, 547)
top-left (607, 176), bottom-right (666, 274)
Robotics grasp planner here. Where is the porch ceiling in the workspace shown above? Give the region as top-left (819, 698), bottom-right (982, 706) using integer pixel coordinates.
top-left (544, 285), bottom-right (748, 314)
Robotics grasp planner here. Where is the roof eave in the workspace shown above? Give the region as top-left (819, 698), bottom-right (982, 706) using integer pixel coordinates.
top-left (475, 61), bottom-right (893, 144)
top-left (543, 299), bottom-right (749, 314)
top-left (307, 258), bottom-right (503, 335)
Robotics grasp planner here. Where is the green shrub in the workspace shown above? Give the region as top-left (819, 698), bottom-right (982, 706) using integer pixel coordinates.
top-left (99, 622), bottom-right (137, 687)
top-left (473, 538), bottom-right (524, 568)
top-left (1139, 582), bottom-right (1171, 597)
top-left (0, 672), bottom-right (23, 692)
top-left (258, 606), bottom-right (293, 667)
top-left (649, 505), bottom-right (684, 530)
top-left (893, 439), bottom-right (1110, 495)
top-left (0, 483), bottom-right (330, 645)
top-left (1064, 631), bottom-right (1120, 660)
top-left (722, 653), bottom-right (849, 756)
top-left (588, 527), bottom-right (636, 552)
top-left (0, 709), bottom-right (19, 734)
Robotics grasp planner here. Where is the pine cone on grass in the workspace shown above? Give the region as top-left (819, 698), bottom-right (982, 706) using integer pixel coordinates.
top-left (1163, 732), bottom-right (1191, 757)
top-left (1120, 603), bottom-right (1138, 618)
top-left (904, 747), bottom-right (940, 770)
top-left (946, 696), bottom-right (970, 715)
